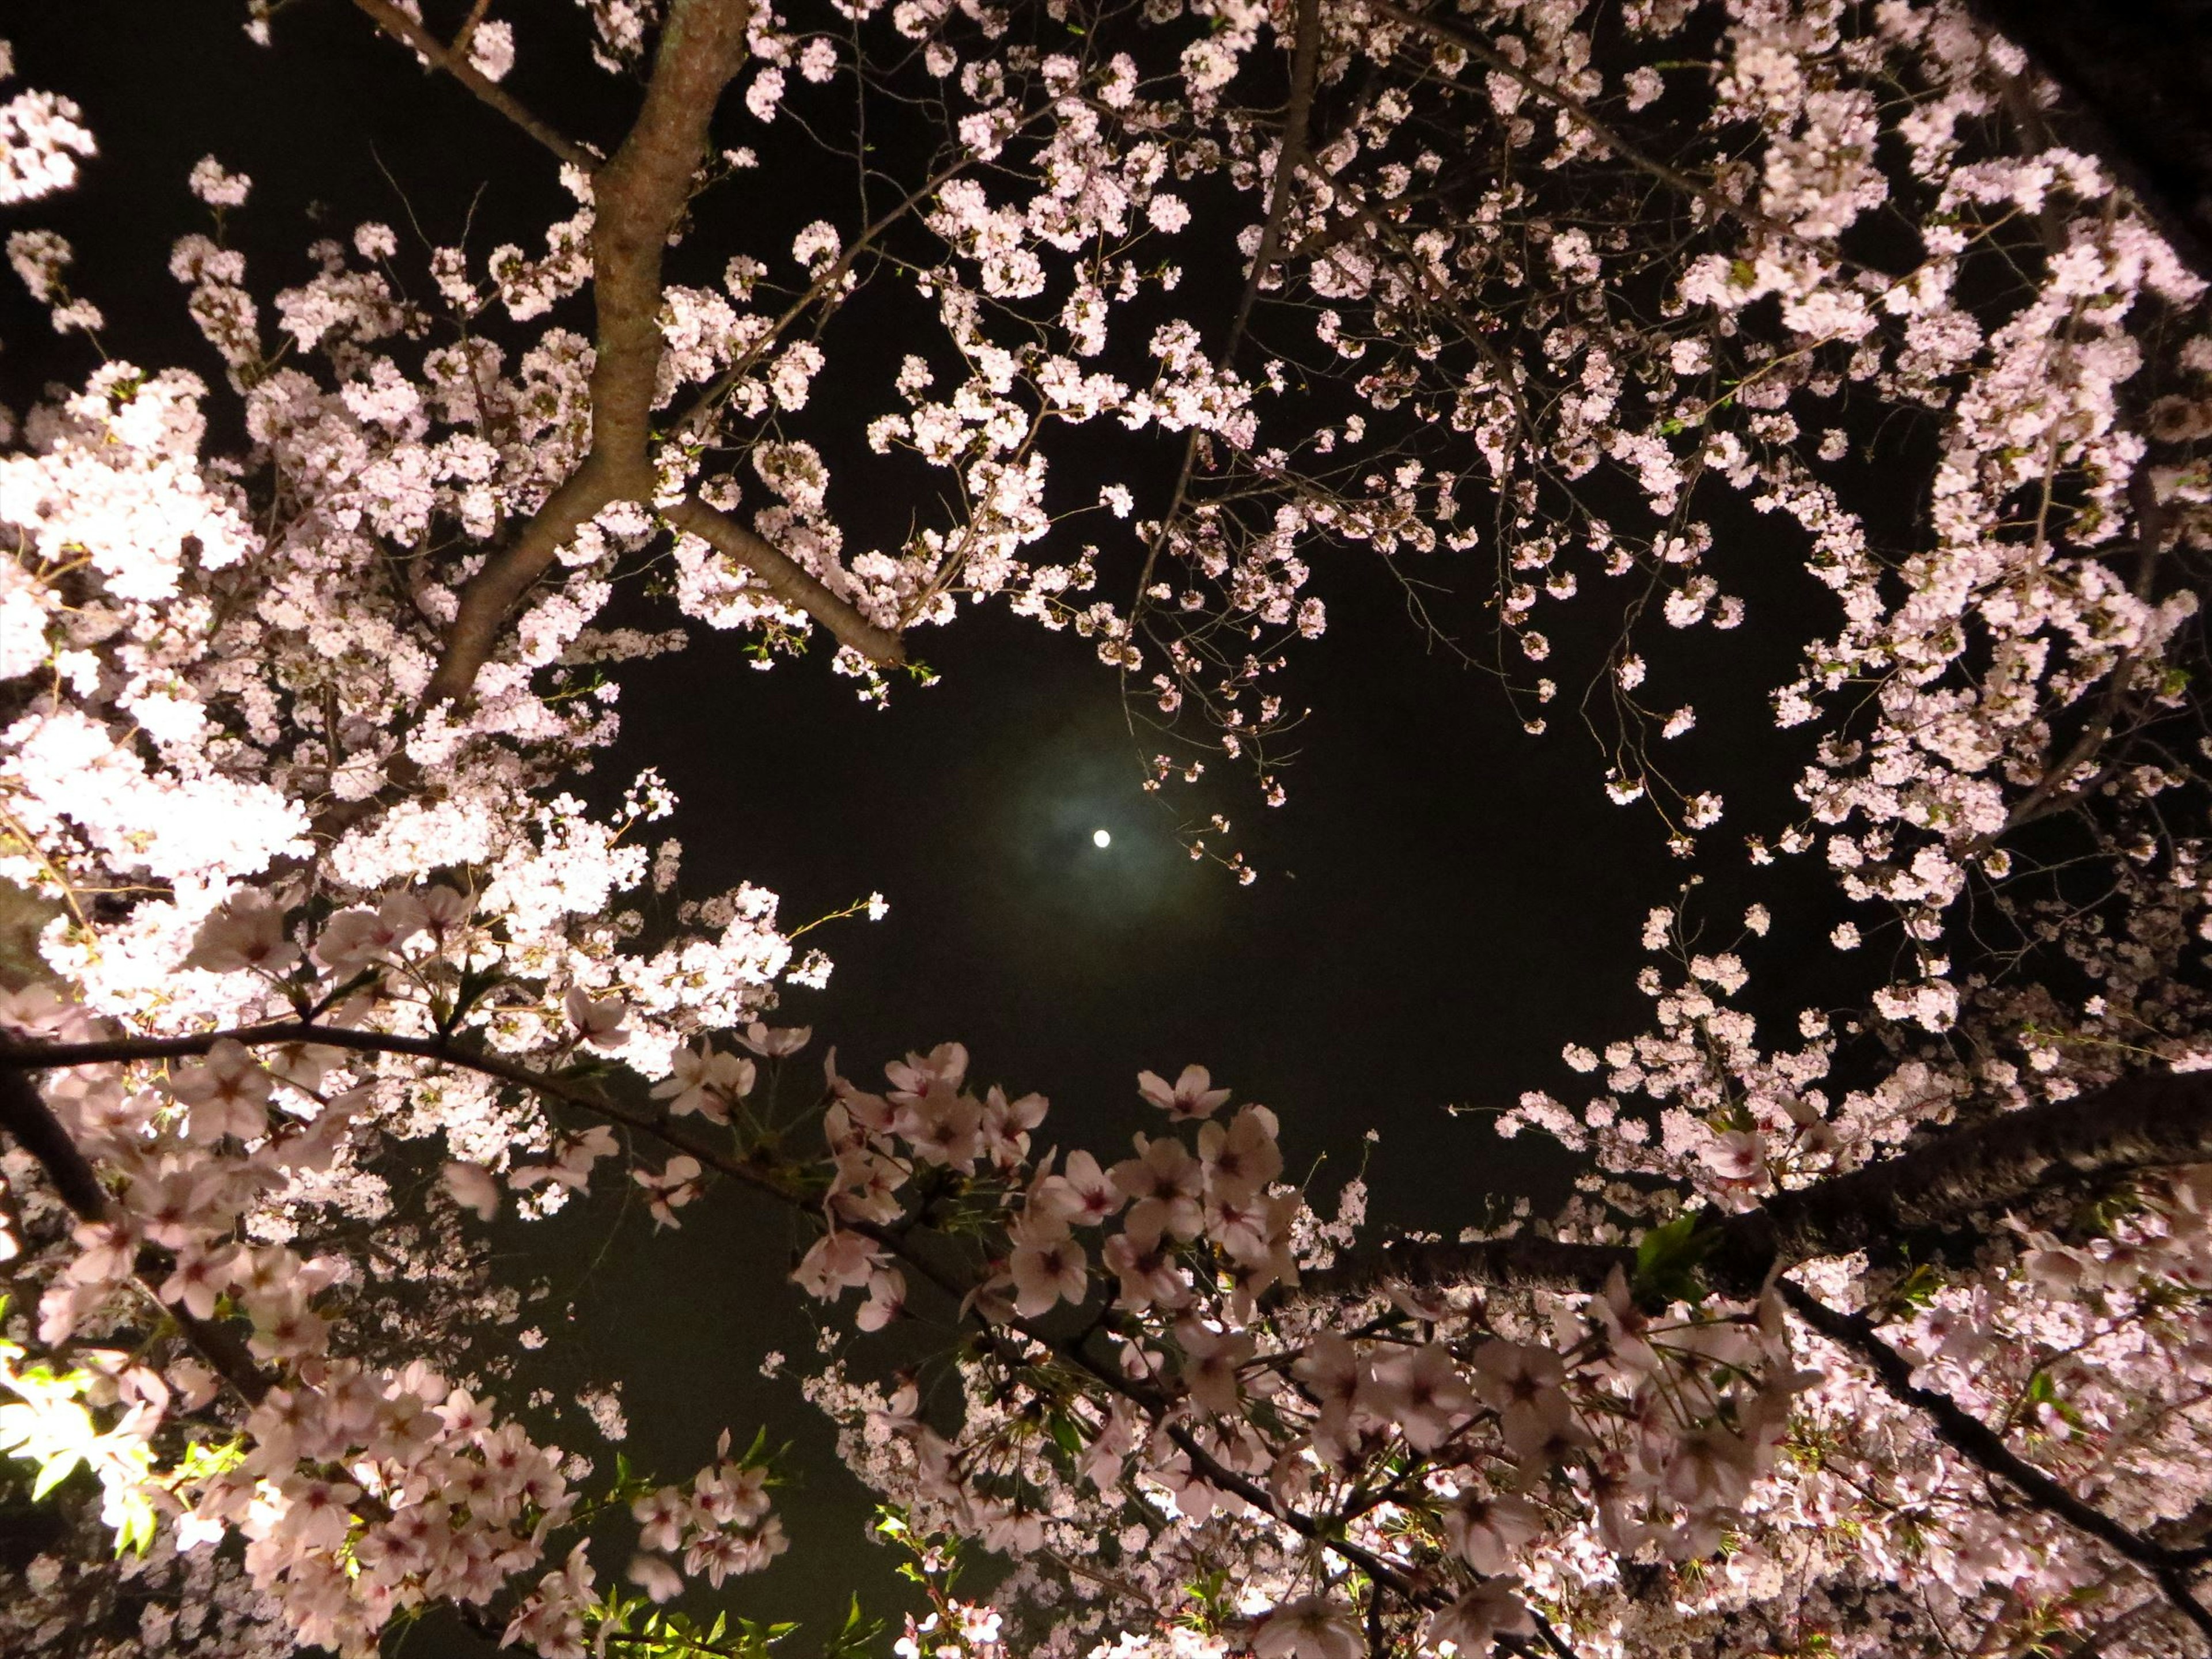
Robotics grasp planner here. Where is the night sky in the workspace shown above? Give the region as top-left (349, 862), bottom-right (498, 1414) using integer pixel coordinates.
top-left (1, 5), bottom-right (1870, 1649)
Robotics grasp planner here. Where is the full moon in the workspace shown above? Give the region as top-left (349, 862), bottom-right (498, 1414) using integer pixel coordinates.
top-left (1092, 828), bottom-right (1112, 849)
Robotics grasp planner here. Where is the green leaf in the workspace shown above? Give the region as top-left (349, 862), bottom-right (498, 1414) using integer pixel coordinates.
top-left (1047, 1412), bottom-right (1082, 1460)
top-left (1634, 1213), bottom-right (1717, 1306)
top-left (32, 1449), bottom-right (83, 1501)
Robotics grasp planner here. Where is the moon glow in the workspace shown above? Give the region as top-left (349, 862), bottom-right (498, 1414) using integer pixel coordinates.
top-left (1092, 828), bottom-right (1112, 849)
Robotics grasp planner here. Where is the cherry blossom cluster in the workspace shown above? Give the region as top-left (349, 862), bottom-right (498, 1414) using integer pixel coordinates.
top-left (782, 1052), bottom-right (1842, 1659)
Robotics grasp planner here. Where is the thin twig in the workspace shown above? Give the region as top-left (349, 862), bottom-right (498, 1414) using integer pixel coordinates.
top-left (1131, 0), bottom-right (1324, 623)
top-left (349, 0), bottom-right (592, 171)
top-left (1370, 1), bottom-right (1899, 277)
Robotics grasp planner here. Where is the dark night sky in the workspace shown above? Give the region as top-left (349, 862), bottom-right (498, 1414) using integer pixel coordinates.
top-left (0, 5), bottom-right (1869, 1650)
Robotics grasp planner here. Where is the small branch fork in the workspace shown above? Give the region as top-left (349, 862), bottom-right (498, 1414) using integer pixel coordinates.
top-left (349, 0), bottom-right (592, 171)
top-left (346, 0), bottom-right (904, 717)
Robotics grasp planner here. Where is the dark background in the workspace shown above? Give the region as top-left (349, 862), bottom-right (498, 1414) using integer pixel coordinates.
top-left (0, 3), bottom-right (1886, 1650)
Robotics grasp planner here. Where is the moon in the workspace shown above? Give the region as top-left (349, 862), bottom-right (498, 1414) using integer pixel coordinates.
top-left (1092, 828), bottom-right (1112, 849)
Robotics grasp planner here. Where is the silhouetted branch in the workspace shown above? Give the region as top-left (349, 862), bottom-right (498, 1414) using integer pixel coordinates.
top-left (0, 1064), bottom-right (274, 1406)
top-left (349, 0), bottom-right (592, 170)
top-left (1306, 1070), bottom-right (2212, 1302)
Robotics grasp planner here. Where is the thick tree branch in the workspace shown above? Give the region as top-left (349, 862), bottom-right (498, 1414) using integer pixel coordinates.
top-left (1711, 1069), bottom-right (2212, 1291)
top-left (0, 1056), bottom-right (107, 1219)
top-left (422, 455), bottom-right (629, 708)
top-left (660, 496), bottom-right (906, 664)
top-left (419, 0), bottom-right (904, 710)
top-left (585, 0), bottom-right (754, 460)
top-left (1307, 1070), bottom-right (2212, 1304)
top-left (348, 0), bottom-right (592, 171)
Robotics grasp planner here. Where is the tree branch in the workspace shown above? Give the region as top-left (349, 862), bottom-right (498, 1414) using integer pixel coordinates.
top-left (1229, 0), bottom-right (1323, 355)
top-left (669, 143), bottom-right (1018, 449)
top-left (1131, 0), bottom-right (1323, 622)
top-left (0, 1065), bottom-right (273, 1407)
top-left (422, 455), bottom-right (630, 708)
top-left (1778, 1279), bottom-right (2212, 1643)
top-left (0, 1021), bottom-right (814, 1214)
top-left (1369, 1), bottom-right (1897, 276)
top-left (348, 0), bottom-right (592, 171)
top-left (1300, 1234), bottom-right (1635, 1306)
top-left (1712, 1069), bottom-right (2212, 1291)
top-left (660, 496), bottom-right (906, 665)
top-left (26, 1017), bottom-right (2212, 1639)
top-left (1305, 1070), bottom-right (2212, 1304)
top-left (418, 0), bottom-right (904, 709)
top-left (1987, 467), bottom-right (2171, 839)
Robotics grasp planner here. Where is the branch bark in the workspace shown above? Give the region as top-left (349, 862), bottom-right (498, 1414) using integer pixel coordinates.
top-left (660, 496), bottom-right (906, 664)
top-left (399, 0), bottom-right (903, 713)
top-left (1307, 1070), bottom-right (2212, 1303)
top-left (1711, 1069), bottom-right (2212, 1291)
